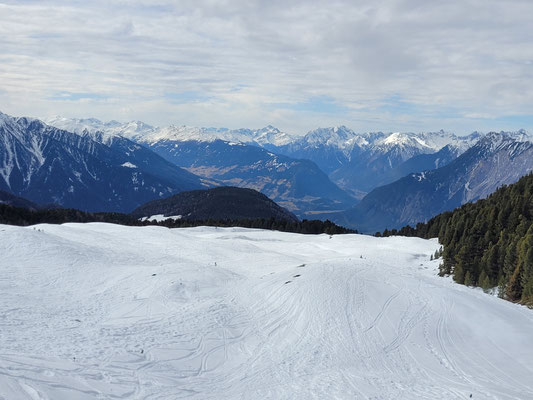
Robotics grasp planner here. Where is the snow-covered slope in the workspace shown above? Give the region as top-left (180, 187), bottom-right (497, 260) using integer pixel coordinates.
top-left (1, 223), bottom-right (532, 399)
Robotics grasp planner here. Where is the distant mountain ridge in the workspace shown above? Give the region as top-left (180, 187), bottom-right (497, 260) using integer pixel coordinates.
top-left (47, 116), bottom-right (491, 157)
top-left (275, 127), bottom-right (485, 197)
top-left (47, 116), bottom-right (356, 217)
top-left (334, 131), bottom-right (533, 232)
top-left (46, 116), bottom-right (295, 148)
top-left (0, 112), bottom-right (206, 212)
top-left (47, 117), bottom-right (509, 198)
top-left (43, 115), bottom-right (532, 227)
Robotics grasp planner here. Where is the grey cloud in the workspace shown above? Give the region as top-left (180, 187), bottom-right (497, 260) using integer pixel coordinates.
top-left (0, 0), bottom-right (532, 133)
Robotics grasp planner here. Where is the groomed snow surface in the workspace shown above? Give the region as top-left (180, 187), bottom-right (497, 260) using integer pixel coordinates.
top-left (1, 224), bottom-right (533, 399)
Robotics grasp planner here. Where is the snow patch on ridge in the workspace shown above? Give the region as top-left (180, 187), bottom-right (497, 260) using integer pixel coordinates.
top-left (139, 214), bottom-right (183, 222)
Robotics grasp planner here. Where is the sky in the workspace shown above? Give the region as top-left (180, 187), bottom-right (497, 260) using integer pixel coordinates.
top-left (1, 0), bottom-right (532, 135)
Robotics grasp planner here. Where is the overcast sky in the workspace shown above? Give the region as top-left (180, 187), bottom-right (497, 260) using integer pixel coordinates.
top-left (1, 0), bottom-right (532, 134)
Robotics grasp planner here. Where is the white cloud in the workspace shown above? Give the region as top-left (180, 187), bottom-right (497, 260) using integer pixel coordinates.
top-left (0, 0), bottom-right (532, 134)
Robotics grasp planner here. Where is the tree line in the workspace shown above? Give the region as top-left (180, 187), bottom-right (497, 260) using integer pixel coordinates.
top-left (156, 216), bottom-right (356, 235)
top-left (379, 172), bottom-right (533, 305)
top-left (0, 204), bottom-right (356, 235)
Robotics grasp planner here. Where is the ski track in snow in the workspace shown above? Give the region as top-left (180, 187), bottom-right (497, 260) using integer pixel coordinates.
top-left (1, 223), bottom-right (533, 399)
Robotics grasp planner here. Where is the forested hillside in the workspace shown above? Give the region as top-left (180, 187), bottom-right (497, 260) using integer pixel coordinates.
top-left (130, 186), bottom-right (299, 223)
top-left (383, 173), bottom-right (533, 305)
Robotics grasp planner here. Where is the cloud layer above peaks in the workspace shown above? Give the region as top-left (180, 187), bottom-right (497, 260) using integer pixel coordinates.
top-left (1, 0), bottom-right (532, 133)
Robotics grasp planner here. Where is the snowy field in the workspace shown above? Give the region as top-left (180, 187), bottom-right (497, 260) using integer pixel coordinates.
top-left (1, 223), bottom-right (533, 399)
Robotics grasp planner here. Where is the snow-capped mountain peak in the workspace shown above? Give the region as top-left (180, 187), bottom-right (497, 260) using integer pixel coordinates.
top-left (505, 129), bottom-right (530, 142)
top-left (45, 116), bottom-right (155, 143)
top-left (1, 111), bottom-right (204, 210)
top-left (376, 132), bottom-right (432, 150)
top-left (248, 125), bottom-right (294, 146)
top-left (143, 125), bottom-right (203, 142)
top-left (0, 111), bottom-right (13, 130)
top-left (0, 110), bottom-right (10, 122)
top-left (45, 116), bottom-right (295, 148)
top-left (473, 131), bottom-right (531, 157)
top-left (302, 126), bottom-right (359, 148)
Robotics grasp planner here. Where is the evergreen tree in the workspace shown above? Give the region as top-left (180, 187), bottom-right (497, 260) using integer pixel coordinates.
top-left (479, 270), bottom-right (491, 292)
top-left (464, 271), bottom-right (473, 287)
top-left (454, 263), bottom-right (465, 284)
top-left (507, 264), bottom-right (523, 301)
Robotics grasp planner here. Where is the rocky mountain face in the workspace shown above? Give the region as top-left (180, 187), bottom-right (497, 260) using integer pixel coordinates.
top-left (0, 112), bottom-right (206, 212)
top-left (333, 132), bottom-right (533, 233)
top-left (366, 144), bottom-right (462, 192)
top-left (131, 186), bottom-right (299, 223)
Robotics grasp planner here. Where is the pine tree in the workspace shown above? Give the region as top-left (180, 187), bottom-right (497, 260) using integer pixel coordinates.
top-left (519, 234), bottom-right (533, 303)
top-left (487, 243), bottom-right (499, 282)
top-left (454, 263), bottom-right (465, 284)
top-left (464, 271), bottom-right (473, 287)
top-left (479, 270), bottom-right (491, 292)
top-left (455, 244), bottom-right (473, 284)
top-left (503, 239), bottom-right (518, 278)
top-left (507, 264), bottom-right (523, 301)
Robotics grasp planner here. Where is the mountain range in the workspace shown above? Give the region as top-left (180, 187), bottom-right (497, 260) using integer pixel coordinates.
top-left (334, 131), bottom-right (533, 232)
top-left (46, 118), bottom-right (484, 199)
top-left (2, 111), bottom-right (532, 231)
top-left (273, 127), bottom-right (482, 197)
top-left (0, 112), bottom-right (206, 212)
top-left (47, 117), bottom-right (357, 217)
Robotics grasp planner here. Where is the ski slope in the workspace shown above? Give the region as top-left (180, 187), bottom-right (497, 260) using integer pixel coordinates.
top-left (1, 223), bottom-right (532, 399)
